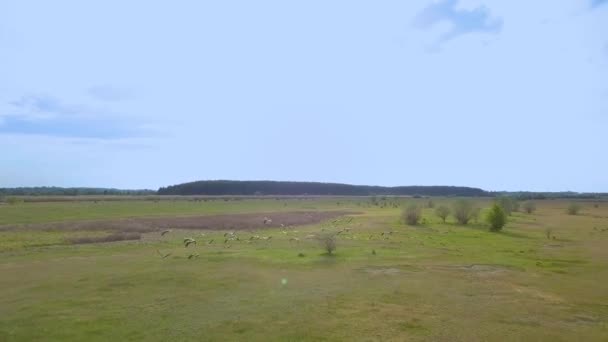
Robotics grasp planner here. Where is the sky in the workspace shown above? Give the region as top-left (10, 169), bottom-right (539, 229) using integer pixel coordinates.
top-left (1, 0), bottom-right (607, 192)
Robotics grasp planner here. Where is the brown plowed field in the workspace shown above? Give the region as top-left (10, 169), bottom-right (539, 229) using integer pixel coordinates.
top-left (0, 211), bottom-right (358, 233)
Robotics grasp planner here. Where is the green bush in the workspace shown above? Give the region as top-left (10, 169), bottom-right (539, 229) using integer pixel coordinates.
top-left (6, 197), bottom-right (24, 205)
top-left (486, 204), bottom-right (507, 231)
top-left (402, 204), bottom-right (422, 225)
top-left (523, 201), bottom-right (536, 214)
top-left (435, 205), bottom-right (450, 223)
top-left (567, 203), bottom-right (581, 215)
top-left (471, 207), bottom-right (481, 223)
top-left (319, 233), bottom-right (337, 255)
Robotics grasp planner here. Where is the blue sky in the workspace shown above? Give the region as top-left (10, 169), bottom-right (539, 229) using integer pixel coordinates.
top-left (1, 0), bottom-right (607, 192)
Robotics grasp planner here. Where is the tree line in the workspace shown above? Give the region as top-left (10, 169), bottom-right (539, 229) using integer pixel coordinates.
top-left (157, 180), bottom-right (489, 197)
top-left (0, 187), bottom-right (155, 196)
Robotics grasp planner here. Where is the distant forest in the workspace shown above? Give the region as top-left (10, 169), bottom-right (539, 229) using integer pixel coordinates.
top-left (0, 187), bottom-right (155, 196)
top-left (157, 180), bottom-right (488, 197)
top-left (1, 182), bottom-right (607, 199)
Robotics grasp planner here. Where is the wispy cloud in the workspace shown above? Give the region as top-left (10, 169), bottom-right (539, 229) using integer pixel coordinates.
top-left (413, 0), bottom-right (503, 43)
top-left (591, 0), bottom-right (608, 9)
top-left (87, 85), bottom-right (133, 102)
top-left (0, 94), bottom-right (141, 139)
top-left (7, 94), bottom-right (80, 120)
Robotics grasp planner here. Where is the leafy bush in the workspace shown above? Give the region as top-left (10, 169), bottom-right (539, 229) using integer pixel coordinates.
top-left (452, 200), bottom-right (474, 225)
top-left (402, 204), bottom-right (422, 225)
top-left (567, 203), bottom-right (581, 215)
top-left (435, 205), bottom-right (450, 223)
top-left (486, 204), bottom-right (507, 231)
top-left (523, 201), bottom-right (536, 214)
top-left (6, 197), bottom-right (24, 205)
top-left (319, 233), bottom-right (337, 255)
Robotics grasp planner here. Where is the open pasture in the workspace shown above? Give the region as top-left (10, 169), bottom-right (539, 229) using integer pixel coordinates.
top-left (1, 197), bottom-right (607, 341)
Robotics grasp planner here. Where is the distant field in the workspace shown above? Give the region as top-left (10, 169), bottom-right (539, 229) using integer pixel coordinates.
top-left (0, 197), bottom-right (358, 225)
top-left (1, 197), bottom-right (607, 341)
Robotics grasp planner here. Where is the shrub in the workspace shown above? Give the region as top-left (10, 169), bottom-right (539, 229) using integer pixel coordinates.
top-left (567, 203), bottom-right (581, 215)
top-left (435, 205), bottom-right (450, 223)
top-left (496, 197), bottom-right (517, 216)
top-left (486, 204), bottom-right (507, 231)
top-left (402, 204), bottom-right (422, 225)
top-left (512, 200), bottom-right (520, 213)
top-left (453, 200), bottom-right (474, 225)
top-left (6, 197), bottom-right (24, 205)
top-left (370, 196), bottom-right (378, 206)
top-left (319, 233), bottom-right (337, 255)
top-left (523, 201), bottom-right (536, 214)
top-left (427, 200), bottom-right (435, 208)
top-left (471, 207), bottom-right (481, 223)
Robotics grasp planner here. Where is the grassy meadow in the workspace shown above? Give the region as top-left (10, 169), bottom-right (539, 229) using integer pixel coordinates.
top-left (1, 197), bottom-right (607, 341)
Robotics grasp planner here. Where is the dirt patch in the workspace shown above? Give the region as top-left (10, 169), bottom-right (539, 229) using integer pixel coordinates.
top-left (512, 285), bottom-right (564, 304)
top-left (0, 211), bottom-right (357, 233)
top-left (67, 232), bottom-right (142, 244)
top-left (359, 264), bottom-right (422, 276)
top-left (566, 314), bottom-right (600, 324)
top-left (428, 264), bottom-right (513, 276)
top-left (364, 267), bottom-right (402, 275)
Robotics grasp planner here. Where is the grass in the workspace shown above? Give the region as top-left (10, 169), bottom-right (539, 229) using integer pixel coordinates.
top-left (1, 198), bottom-right (608, 341)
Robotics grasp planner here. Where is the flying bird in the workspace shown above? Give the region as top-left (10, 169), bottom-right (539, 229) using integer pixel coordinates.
top-left (156, 250), bottom-right (172, 259)
top-left (183, 238), bottom-right (197, 247)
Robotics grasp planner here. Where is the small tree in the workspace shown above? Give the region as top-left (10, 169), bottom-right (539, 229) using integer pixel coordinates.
top-left (497, 197), bottom-right (516, 216)
top-left (453, 200), bottom-right (474, 225)
top-left (471, 207), bottom-right (481, 223)
top-left (512, 200), bottom-right (520, 213)
top-left (402, 204), bottom-right (422, 225)
top-left (435, 205), bottom-right (450, 223)
top-left (486, 204), bottom-right (507, 231)
top-left (523, 201), bottom-right (536, 214)
top-left (319, 233), bottom-right (337, 255)
top-left (567, 203), bottom-right (581, 215)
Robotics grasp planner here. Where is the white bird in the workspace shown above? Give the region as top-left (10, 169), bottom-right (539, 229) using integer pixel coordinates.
top-left (184, 238), bottom-right (196, 247)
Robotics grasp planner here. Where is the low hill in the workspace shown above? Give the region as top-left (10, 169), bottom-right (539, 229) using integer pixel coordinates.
top-left (157, 180), bottom-right (489, 197)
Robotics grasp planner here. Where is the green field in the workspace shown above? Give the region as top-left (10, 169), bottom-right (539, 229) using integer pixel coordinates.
top-left (1, 198), bottom-right (607, 341)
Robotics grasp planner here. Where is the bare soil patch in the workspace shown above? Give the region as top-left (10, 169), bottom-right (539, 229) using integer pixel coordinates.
top-left (67, 232), bottom-right (142, 244)
top-left (0, 211), bottom-right (357, 233)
